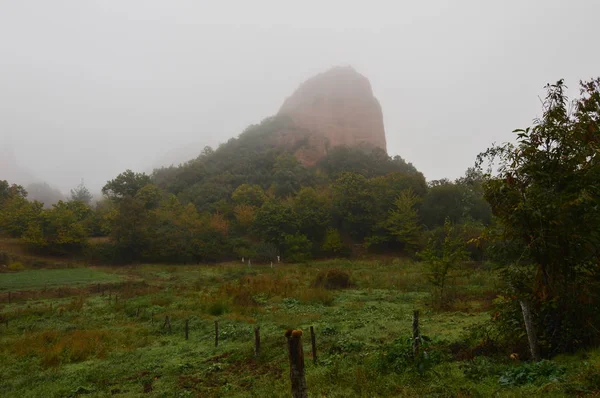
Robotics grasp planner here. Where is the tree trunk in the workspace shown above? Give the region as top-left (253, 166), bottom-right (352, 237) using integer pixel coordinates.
top-left (520, 299), bottom-right (541, 361)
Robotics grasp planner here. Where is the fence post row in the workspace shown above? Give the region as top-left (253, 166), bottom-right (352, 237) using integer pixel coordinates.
top-left (285, 329), bottom-right (308, 398)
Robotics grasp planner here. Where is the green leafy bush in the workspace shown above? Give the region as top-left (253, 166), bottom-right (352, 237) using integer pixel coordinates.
top-left (8, 261), bottom-right (24, 271)
top-left (499, 360), bottom-right (565, 386)
top-left (206, 301), bottom-right (230, 316)
top-left (376, 336), bottom-right (445, 375)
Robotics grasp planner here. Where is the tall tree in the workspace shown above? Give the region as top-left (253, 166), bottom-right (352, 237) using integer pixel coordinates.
top-left (384, 189), bottom-right (422, 253)
top-left (102, 170), bottom-right (151, 199)
top-left (477, 78), bottom-right (600, 354)
top-left (70, 180), bottom-right (93, 205)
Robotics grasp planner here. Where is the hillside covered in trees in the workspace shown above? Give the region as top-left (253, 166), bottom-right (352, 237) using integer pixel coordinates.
top-left (0, 112), bottom-right (491, 264)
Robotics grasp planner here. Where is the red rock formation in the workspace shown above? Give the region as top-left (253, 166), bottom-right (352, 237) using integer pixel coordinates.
top-left (277, 66), bottom-right (387, 165)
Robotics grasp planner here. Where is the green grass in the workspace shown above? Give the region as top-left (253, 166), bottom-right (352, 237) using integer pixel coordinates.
top-left (0, 268), bottom-right (122, 291)
top-left (0, 259), bottom-right (598, 397)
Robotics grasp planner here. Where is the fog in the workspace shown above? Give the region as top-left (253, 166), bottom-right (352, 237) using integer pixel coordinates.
top-left (1, 0), bottom-right (599, 195)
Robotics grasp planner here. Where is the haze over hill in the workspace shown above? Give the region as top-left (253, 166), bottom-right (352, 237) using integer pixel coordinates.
top-left (1, 1), bottom-right (599, 193)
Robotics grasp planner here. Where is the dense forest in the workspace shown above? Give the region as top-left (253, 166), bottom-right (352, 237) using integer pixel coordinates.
top-left (1, 78), bottom-right (599, 360)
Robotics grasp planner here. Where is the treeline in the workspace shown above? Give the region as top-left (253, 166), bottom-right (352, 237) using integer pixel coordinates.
top-left (0, 117), bottom-right (491, 264)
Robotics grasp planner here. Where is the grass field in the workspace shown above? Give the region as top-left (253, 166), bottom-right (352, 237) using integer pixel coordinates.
top-left (1, 259), bottom-right (599, 397)
top-left (0, 268), bottom-right (122, 291)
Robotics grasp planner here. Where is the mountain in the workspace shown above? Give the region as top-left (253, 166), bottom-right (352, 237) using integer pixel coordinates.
top-left (152, 66), bottom-right (418, 211)
top-left (276, 66), bottom-right (387, 165)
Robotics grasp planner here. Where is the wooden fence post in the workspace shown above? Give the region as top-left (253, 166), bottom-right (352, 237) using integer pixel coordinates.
top-left (8, 291), bottom-right (11, 304)
top-left (185, 320), bottom-right (189, 340)
top-left (519, 299), bottom-right (540, 361)
top-left (136, 307), bottom-right (140, 318)
top-left (215, 320), bottom-right (219, 347)
top-left (285, 329), bottom-right (307, 398)
top-left (412, 310), bottom-right (420, 359)
top-left (163, 315), bottom-right (171, 333)
top-left (310, 326), bottom-right (317, 365)
top-left (254, 326), bottom-right (260, 357)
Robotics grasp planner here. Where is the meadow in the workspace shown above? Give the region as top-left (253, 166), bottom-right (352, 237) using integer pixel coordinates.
top-left (1, 259), bottom-right (599, 397)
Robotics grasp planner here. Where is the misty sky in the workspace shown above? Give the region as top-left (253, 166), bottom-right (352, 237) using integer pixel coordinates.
top-left (1, 0), bottom-right (599, 194)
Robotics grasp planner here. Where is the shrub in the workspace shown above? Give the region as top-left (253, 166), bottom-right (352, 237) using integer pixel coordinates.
top-left (313, 268), bottom-right (352, 290)
top-left (8, 261), bottom-right (24, 271)
top-left (376, 336), bottom-right (445, 375)
top-left (329, 337), bottom-right (365, 355)
top-left (460, 357), bottom-right (507, 381)
top-left (499, 360), bottom-right (565, 386)
top-left (207, 301), bottom-right (230, 316)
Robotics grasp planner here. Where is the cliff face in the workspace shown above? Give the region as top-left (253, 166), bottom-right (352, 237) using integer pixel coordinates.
top-left (276, 66), bottom-right (387, 165)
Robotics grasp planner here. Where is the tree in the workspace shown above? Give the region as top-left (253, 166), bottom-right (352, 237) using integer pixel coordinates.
top-left (293, 187), bottom-right (331, 242)
top-left (102, 170), bottom-right (151, 199)
top-left (231, 184), bottom-right (267, 207)
top-left (109, 196), bottom-right (153, 261)
top-left (253, 199), bottom-right (298, 248)
top-left (321, 228), bottom-right (345, 256)
top-left (271, 153), bottom-right (313, 197)
top-left (233, 204), bottom-right (257, 233)
top-left (419, 218), bottom-right (468, 307)
top-left (0, 196), bottom-right (43, 238)
top-left (282, 233), bottom-right (312, 263)
top-left (0, 180), bottom-right (27, 206)
top-left (70, 180), bottom-right (93, 205)
top-left (22, 200), bottom-right (91, 254)
top-left (384, 189), bottom-right (422, 254)
top-left (419, 181), bottom-right (464, 227)
top-left (477, 78), bottom-right (600, 354)
top-left (332, 172), bottom-right (374, 240)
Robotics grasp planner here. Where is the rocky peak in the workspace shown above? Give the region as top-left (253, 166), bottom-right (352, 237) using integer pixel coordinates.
top-left (277, 66), bottom-right (387, 165)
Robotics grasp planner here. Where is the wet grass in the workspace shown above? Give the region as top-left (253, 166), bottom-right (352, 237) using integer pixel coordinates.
top-left (0, 259), bottom-right (598, 397)
top-left (0, 268), bottom-right (122, 291)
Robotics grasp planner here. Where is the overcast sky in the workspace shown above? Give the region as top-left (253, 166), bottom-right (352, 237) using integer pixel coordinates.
top-left (1, 0), bottom-right (599, 193)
